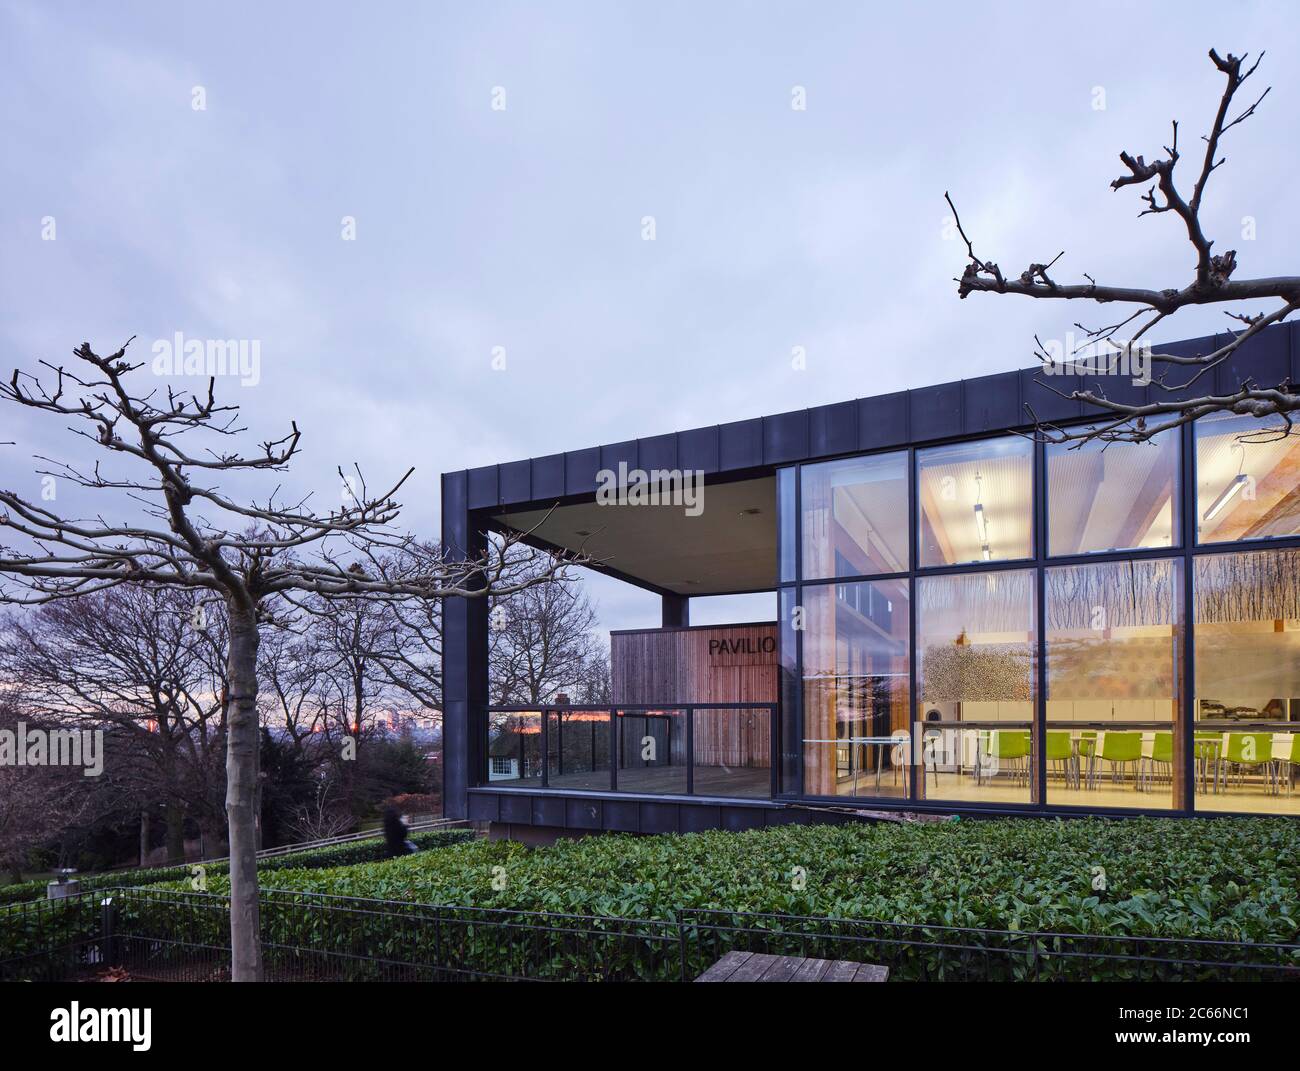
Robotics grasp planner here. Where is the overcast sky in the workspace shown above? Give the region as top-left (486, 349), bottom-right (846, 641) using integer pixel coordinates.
top-left (2, 0), bottom-right (1297, 634)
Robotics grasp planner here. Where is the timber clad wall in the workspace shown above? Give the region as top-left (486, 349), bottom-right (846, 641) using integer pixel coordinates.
top-left (611, 623), bottom-right (778, 705)
top-left (611, 623), bottom-right (778, 770)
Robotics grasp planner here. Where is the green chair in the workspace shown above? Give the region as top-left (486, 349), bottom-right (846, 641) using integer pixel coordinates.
top-left (1077, 731), bottom-right (1097, 788)
top-left (984, 730), bottom-right (1030, 786)
top-left (1141, 731), bottom-right (1174, 791)
top-left (1092, 731), bottom-right (1142, 789)
top-left (1194, 731), bottom-right (1224, 793)
top-left (1223, 732), bottom-right (1276, 795)
top-left (1044, 731), bottom-right (1076, 789)
top-left (1278, 734), bottom-right (1300, 795)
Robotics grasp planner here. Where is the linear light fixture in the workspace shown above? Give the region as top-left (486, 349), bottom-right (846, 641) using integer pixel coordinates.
top-left (973, 471), bottom-right (992, 559)
top-left (1203, 473), bottom-right (1249, 522)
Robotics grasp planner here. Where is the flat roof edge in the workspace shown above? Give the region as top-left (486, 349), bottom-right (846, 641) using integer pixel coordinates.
top-left (447, 322), bottom-right (1297, 512)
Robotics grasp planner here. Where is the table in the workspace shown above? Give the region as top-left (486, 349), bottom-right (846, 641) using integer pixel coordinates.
top-left (695, 950), bottom-right (889, 982)
top-left (808, 735), bottom-right (904, 796)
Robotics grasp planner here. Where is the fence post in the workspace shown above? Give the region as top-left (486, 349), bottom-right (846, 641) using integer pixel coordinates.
top-left (678, 911), bottom-right (689, 981)
top-left (433, 907), bottom-right (443, 981)
top-left (100, 896), bottom-right (116, 967)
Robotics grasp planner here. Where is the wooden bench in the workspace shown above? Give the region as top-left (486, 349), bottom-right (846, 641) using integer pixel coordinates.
top-left (695, 950), bottom-right (888, 982)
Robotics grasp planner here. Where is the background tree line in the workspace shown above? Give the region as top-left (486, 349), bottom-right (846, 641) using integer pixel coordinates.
top-left (0, 541), bottom-right (608, 881)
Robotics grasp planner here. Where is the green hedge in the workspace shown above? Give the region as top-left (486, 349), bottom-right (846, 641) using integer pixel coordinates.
top-left (8, 819), bottom-right (1300, 981)
top-left (0, 829), bottom-right (475, 907)
top-left (216, 817), bottom-right (1300, 946)
top-left (131, 816), bottom-right (1300, 981)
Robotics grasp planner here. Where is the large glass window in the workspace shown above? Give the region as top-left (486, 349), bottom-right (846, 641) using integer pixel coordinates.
top-left (802, 579), bottom-right (910, 798)
top-left (917, 569), bottom-right (1036, 804)
top-left (778, 466), bottom-right (796, 583)
top-left (1196, 413), bottom-right (1300, 544)
top-left (1047, 428), bottom-right (1179, 556)
top-left (801, 451), bottom-right (909, 579)
top-left (917, 436), bottom-right (1033, 567)
top-left (779, 588), bottom-right (800, 792)
top-left (1194, 549), bottom-right (1300, 815)
top-left (1045, 559), bottom-right (1182, 811)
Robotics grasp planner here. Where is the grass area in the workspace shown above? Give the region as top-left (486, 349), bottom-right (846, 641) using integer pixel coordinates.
top-left (181, 816), bottom-right (1300, 943)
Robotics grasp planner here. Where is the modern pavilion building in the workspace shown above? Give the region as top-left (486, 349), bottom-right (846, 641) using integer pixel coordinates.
top-left (442, 322), bottom-right (1300, 839)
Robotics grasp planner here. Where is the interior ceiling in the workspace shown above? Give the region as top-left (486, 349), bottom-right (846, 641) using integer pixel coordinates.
top-left (918, 453), bottom-right (1033, 563)
top-left (494, 476), bottom-right (776, 595)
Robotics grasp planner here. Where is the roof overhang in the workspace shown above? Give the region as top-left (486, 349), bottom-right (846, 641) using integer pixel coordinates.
top-left (493, 475), bottom-right (776, 596)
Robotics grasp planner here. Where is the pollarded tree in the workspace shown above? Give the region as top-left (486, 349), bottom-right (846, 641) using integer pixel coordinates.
top-left (0, 339), bottom-right (571, 979)
top-left (947, 48), bottom-right (1299, 444)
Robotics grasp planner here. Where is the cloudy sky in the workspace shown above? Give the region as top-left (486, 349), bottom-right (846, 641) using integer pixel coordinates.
top-left (1, 0), bottom-right (1297, 634)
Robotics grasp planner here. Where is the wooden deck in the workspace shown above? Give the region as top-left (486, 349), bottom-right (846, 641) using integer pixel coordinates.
top-left (695, 950), bottom-right (889, 982)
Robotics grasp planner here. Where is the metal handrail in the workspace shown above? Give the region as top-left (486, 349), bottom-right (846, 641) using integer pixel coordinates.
top-left (487, 703), bottom-right (780, 798)
top-left (7, 886), bottom-right (1300, 982)
top-left (190, 816), bottom-right (467, 868)
top-left (488, 702), bottom-right (777, 711)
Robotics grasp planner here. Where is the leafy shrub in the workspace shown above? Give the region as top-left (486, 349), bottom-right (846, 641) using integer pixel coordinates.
top-left (217, 817), bottom-right (1298, 938)
top-left (9, 819), bottom-right (1300, 981)
top-left (0, 828), bottom-right (474, 907)
top-left (178, 816), bottom-right (1300, 980)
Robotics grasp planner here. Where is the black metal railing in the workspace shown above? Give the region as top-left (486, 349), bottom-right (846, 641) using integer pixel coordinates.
top-left (485, 703), bottom-right (779, 799)
top-left (5, 886), bottom-right (1299, 982)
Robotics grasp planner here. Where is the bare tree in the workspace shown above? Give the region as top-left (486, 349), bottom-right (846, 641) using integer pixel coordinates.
top-left (571, 646), bottom-right (612, 705)
top-left (0, 340), bottom-right (572, 979)
top-left (304, 594), bottom-right (401, 817)
top-left (368, 540), bottom-right (444, 714)
top-left (0, 701), bottom-right (94, 883)
top-left (0, 587), bottom-right (228, 862)
top-left (258, 625), bottom-right (329, 751)
top-left (947, 49), bottom-right (1299, 445)
top-left (286, 776), bottom-right (353, 843)
top-left (488, 551), bottom-right (600, 705)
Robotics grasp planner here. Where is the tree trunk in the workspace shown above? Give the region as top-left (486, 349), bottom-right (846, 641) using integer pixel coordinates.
top-left (225, 602), bottom-right (263, 981)
top-left (139, 809), bottom-right (151, 867)
top-left (164, 802), bottom-right (185, 864)
top-left (199, 814), bottom-right (227, 859)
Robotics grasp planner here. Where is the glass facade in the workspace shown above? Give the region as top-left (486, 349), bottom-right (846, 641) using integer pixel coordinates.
top-left (484, 417), bottom-right (1300, 818)
top-left (1194, 549), bottom-right (1300, 814)
top-left (779, 424), bottom-right (1300, 817)
top-left (917, 569), bottom-right (1036, 804)
top-left (1045, 559), bottom-right (1182, 811)
top-left (801, 452), bottom-right (908, 579)
top-left (1196, 413), bottom-right (1300, 544)
top-left (916, 435), bottom-right (1033, 567)
top-left (1047, 428), bottom-right (1179, 556)
top-left (801, 579), bottom-right (910, 798)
